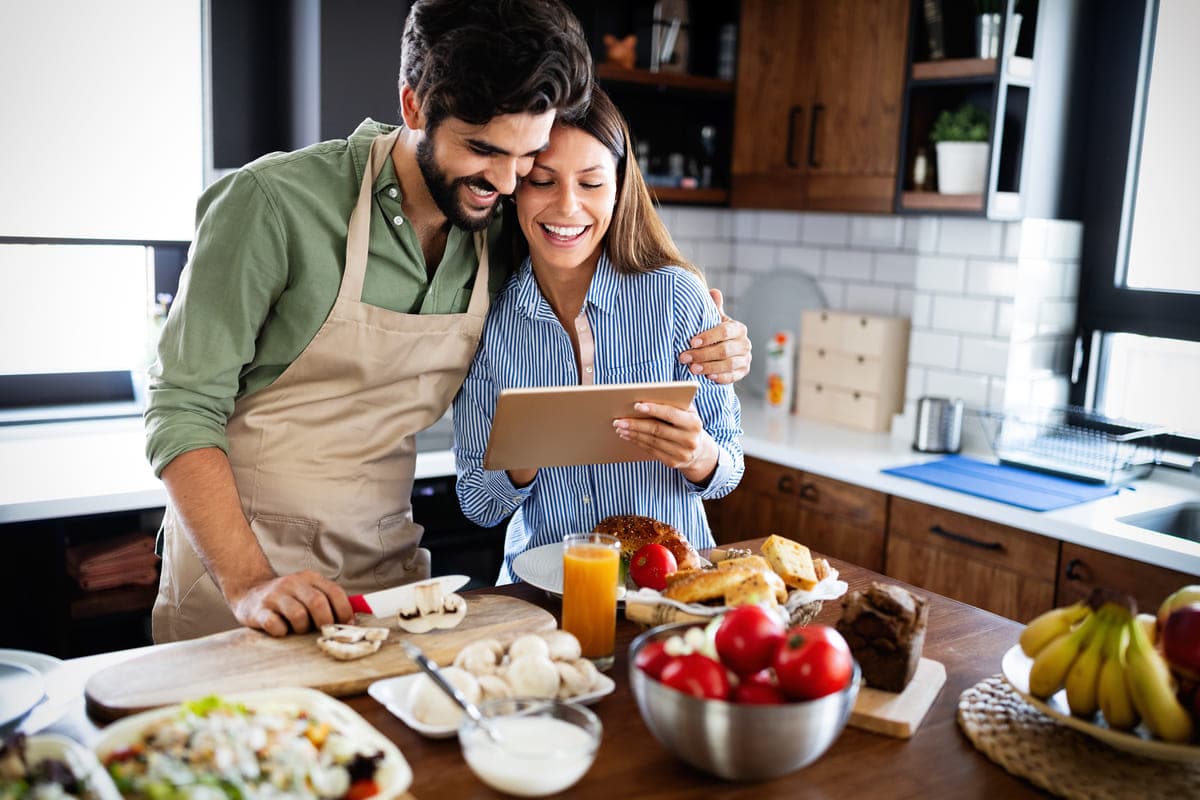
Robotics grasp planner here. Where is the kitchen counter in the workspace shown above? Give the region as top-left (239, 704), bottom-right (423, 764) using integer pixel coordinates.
top-left (42, 545), bottom-right (1048, 798)
top-left (4, 410), bottom-right (1199, 577)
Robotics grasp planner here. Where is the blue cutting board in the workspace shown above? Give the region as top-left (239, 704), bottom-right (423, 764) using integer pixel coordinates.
top-left (882, 455), bottom-right (1121, 512)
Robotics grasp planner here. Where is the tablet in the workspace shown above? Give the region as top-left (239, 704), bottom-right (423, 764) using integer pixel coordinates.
top-left (482, 381), bottom-right (699, 471)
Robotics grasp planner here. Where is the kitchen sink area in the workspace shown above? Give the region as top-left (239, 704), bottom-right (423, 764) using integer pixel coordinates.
top-left (1119, 502), bottom-right (1200, 544)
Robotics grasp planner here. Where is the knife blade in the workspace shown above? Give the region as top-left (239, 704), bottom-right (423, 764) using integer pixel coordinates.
top-left (348, 575), bottom-right (470, 617)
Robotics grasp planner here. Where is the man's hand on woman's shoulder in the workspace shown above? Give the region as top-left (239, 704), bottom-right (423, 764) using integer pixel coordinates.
top-left (677, 288), bottom-right (752, 385)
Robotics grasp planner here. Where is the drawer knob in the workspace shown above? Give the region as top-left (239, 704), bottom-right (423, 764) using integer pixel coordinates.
top-left (856, 355), bottom-right (865, 364)
top-left (1064, 558), bottom-right (1090, 581)
top-left (818, 348), bottom-right (826, 357)
top-left (815, 384), bottom-right (823, 392)
top-left (821, 312), bottom-right (829, 321)
top-left (929, 524), bottom-right (1004, 551)
top-left (777, 474), bottom-right (796, 494)
top-left (853, 391), bottom-right (862, 400)
top-left (798, 483), bottom-right (818, 501)
top-left (859, 317), bottom-right (868, 327)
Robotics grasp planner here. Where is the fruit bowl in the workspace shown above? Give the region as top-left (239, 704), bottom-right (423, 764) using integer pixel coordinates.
top-left (1001, 645), bottom-right (1200, 763)
top-left (628, 622), bottom-right (860, 781)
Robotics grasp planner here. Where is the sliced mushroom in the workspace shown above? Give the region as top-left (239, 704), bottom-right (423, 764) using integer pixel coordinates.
top-left (395, 587), bottom-right (468, 633)
top-left (316, 636), bottom-right (382, 661)
top-left (320, 623), bottom-right (389, 643)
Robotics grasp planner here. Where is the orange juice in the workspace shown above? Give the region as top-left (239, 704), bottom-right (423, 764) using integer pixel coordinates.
top-left (561, 533), bottom-right (620, 667)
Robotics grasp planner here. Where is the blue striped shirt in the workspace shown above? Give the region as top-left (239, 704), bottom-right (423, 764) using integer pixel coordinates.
top-left (453, 252), bottom-right (744, 583)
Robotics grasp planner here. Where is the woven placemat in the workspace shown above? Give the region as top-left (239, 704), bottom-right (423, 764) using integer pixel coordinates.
top-left (957, 676), bottom-right (1200, 800)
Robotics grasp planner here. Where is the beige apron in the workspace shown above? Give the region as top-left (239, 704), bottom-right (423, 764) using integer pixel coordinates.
top-left (153, 129), bottom-right (490, 642)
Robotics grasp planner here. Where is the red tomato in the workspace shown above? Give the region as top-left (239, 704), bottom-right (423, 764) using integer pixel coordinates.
top-left (772, 625), bottom-right (853, 701)
top-left (629, 543), bottom-right (677, 591)
top-left (345, 780), bottom-right (379, 800)
top-left (734, 681), bottom-right (787, 705)
top-left (714, 605), bottom-right (785, 676)
top-left (659, 653), bottom-right (731, 700)
top-left (635, 640), bottom-right (673, 680)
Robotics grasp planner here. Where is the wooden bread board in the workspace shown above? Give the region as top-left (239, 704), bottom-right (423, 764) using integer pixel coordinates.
top-left (86, 594), bottom-right (555, 721)
top-left (848, 658), bottom-right (946, 739)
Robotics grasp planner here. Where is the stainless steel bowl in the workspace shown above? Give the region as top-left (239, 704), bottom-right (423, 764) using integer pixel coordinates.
top-left (628, 622), bottom-right (860, 781)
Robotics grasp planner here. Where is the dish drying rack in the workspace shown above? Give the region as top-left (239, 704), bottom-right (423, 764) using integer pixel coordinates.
top-left (977, 406), bottom-right (1168, 485)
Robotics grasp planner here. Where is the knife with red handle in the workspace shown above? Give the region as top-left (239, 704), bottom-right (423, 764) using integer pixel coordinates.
top-left (348, 575), bottom-right (470, 617)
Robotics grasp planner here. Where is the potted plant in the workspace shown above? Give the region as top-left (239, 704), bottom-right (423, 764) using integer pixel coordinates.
top-left (930, 104), bottom-right (990, 194)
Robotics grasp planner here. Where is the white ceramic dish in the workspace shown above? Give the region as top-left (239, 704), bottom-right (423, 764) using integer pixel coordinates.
top-left (93, 687), bottom-right (413, 797)
top-left (0, 648), bottom-right (75, 733)
top-left (21, 734), bottom-right (123, 800)
top-left (0, 660), bottom-right (45, 735)
top-left (511, 542), bottom-right (630, 603)
top-left (368, 671), bottom-right (616, 739)
top-left (1000, 644), bottom-right (1200, 763)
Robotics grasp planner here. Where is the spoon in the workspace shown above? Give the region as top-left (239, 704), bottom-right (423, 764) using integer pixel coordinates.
top-left (400, 640), bottom-right (505, 744)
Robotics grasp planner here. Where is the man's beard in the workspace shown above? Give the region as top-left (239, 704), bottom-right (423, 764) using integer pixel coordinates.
top-left (415, 135), bottom-right (501, 232)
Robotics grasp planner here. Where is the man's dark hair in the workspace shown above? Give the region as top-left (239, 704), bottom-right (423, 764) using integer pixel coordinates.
top-left (401, 0), bottom-right (593, 129)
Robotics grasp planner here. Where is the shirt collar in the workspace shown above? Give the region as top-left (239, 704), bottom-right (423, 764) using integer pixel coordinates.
top-left (347, 118), bottom-right (404, 200)
top-left (512, 251), bottom-right (620, 322)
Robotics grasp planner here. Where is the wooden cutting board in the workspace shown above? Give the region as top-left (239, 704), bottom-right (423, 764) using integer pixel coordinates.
top-left (85, 594), bottom-right (555, 721)
top-left (848, 658), bottom-right (946, 739)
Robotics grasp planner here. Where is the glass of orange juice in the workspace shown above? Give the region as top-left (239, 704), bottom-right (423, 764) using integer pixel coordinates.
top-left (561, 532), bottom-right (621, 670)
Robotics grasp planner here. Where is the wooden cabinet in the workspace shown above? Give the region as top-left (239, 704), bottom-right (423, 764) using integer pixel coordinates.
top-left (706, 457), bottom-right (887, 571)
top-left (731, 0), bottom-right (909, 212)
top-left (885, 496), bottom-right (1058, 622)
top-left (1056, 542), bottom-right (1197, 615)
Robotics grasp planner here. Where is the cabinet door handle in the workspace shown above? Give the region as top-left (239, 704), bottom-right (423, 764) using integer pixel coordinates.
top-left (807, 103), bottom-right (824, 168)
top-left (856, 355), bottom-right (865, 364)
top-left (1064, 558), bottom-right (1088, 581)
top-left (798, 483), bottom-right (818, 501)
top-left (786, 105), bottom-right (804, 168)
top-left (777, 474), bottom-right (796, 494)
top-left (929, 524), bottom-right (1004, 551)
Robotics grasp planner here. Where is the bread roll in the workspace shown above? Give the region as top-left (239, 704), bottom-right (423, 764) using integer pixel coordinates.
top-left (593, 514), bottom-right (705, 570)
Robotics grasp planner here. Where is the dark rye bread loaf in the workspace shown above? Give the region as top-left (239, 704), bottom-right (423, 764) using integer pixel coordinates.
top-left (836, 582), bottom-right (929, 692)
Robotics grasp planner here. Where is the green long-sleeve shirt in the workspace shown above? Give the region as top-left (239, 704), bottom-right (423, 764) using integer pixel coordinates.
top-left (145, 118), bottom-right (508, 477)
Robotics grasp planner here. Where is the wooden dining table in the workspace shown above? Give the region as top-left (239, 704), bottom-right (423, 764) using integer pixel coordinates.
top-left (43, 541), bottom-right (1048, 798)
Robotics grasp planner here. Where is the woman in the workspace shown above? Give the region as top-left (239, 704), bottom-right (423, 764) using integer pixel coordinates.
top-left (452, 86), bottom-right (743, 582)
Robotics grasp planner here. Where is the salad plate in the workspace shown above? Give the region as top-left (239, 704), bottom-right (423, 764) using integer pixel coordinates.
top-left (7, 734), bottom-right (123, 800)
top-left (93, 687), bottom-right (413, 797)
top-left (1000, 644), bottom-right (1200, 763)
top-left (368, 671), bottom-right (616, 739)
top-left (511, 542), bottom-right (629, 604)
top-left (0, 648), bottom-right (76, 733)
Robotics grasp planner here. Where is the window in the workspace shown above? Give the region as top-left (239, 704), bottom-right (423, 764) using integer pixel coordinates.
top-left (1073, 0), bottom-right (1200, 455)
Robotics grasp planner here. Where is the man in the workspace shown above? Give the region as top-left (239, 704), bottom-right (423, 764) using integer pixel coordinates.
top-left (147, 0), bottom-right (751, 642)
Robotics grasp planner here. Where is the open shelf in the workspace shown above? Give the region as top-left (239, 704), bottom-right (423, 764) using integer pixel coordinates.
top-left (911, 58), bottom-right (997, 81)
top-left (596, 63), bottom-right (735, 95)
top-left (650, 187), bottom-right (729, 205)
top-left (900, 191), bottom-right (984, 212)
top-left (70, 583), bottom-right (158, 620)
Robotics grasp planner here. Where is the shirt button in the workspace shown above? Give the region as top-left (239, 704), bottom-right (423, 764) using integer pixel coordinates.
top-left (387, 187), bottom-right (398, 198)
top-left (393, 215), bottom-right (404, 226)
top-left (581, 495), bottom-right (591, 504)
top-left (584, 366), bottom-right (593, 373)
top-left (513, 496), bottom-right (521, 503)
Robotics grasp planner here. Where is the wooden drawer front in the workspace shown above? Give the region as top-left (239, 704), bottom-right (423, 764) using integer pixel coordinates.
top-left (800, 310), bottom-right (845, 350)
top-left (839, 313), bottom-right (892, 357)
top-left (798, 509), bottom-right (885, 572)
top-left (1056, 542), bottom-right (1199, 613)
top-left (831, 388), bottom-right (880, 431)
top-left (798, 347), bottom-right (887, 393)
top-left (886, 535), bottom-right (1056, 622)
top-left (705, 491), bottom-right (797, 546)
top-left (796, 380), bottom-right (838, 420)
top-left (798, 473), bottom-right (887, 529)
top-left (888, 497), bottom-right (1059, 582)
top-left (740, 456), bottom-right (805, 498)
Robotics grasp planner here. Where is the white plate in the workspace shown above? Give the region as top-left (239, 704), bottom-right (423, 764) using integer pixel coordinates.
top-left (94, 687), bottom-right (413, 797)
top-left (1000, 644), bottom-right (1200, 763)
top-left (0, 648), bottom-right (76, 733)
top-left (21, 734), bottom-right (122, 800)
top-left (511, 542), bottom-right (630, 604)
top-left (0, 660), bottom-right (45, 734)
top-left (368, 671), bottom-right (616, 739)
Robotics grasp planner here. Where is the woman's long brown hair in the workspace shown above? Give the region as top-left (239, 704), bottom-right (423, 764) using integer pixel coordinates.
top-left (505, 83), bottom-right (705, 284)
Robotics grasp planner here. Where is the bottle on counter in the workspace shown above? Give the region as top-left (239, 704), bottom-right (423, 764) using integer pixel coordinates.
top-left (764, 331), bottom-right (795, 415)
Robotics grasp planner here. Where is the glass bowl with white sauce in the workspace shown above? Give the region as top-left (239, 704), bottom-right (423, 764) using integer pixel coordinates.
top-left (457, 698), bottom-right (602, 797)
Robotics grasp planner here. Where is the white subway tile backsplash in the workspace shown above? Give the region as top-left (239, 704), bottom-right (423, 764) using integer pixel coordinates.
top-left (850, 216), bottom-right (905, 249)
top-left (966, 260), bottom-right (1018, 297)
top-left (905, 216), bottom-right (940, 253)
top-left (733, 242), bottom-right (776, 272)
top-left (776, 245), bottom-right (823, 273)
top-left (696, 240), bottom-right (732, 270)
top-left (924, 369), bottom-right (990, 408)
top-left (988, 377), bottom-right (1007, 410)
top-left (670, 208), bottom-right (724, 238)
top-left (757, 210), bottom-right (801, 242)
top-left (844, 283), bottom-right (898, 315)
top-left (1017, 259), bottom-right (1068, 300)
top-left (915, 255), bottom-right (968, 293)
top-left (931, 295), bottom-right (996, 335)
top-left (733, 209), bottom-right (758, 239)
top-left (823, 249), bottom-right (873, 281)
top-left (906, 366), bottom-right (927, 400)
top-left (872, 252), bottom-right (918, 285)
top-left (1003, 222), bottom-right (1022, 259)
top-left (1060, 262), bottom-right (1081, 298)
top-left (909, 329), bottom-right (961, 369)
top-left (800, 213), bottom-right (851, 245)
top-left (1037, 300), bottom-right (1077, 336)
top-left (911, 292), bottom-right (933, 327)
top-left (1018, 218), bottom-right (1049, 259)
top-left (937, 218), bottom-right (1005, 258)
top-left (895, 288), bottom-right (914, 318)
top-left (994, 301), bottom-right (1015, 338)
top-left (959, 336), bottom-right (1010, 377)
top-left (1044, 220), bottom-right (1084, 261)
top-left (817, 279), bottom-right (846, 309)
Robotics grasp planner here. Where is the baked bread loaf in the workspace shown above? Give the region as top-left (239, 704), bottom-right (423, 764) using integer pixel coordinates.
top-left (663, 566), bottom-right (754, 604)
top-left (717, 556), bottom-right (787, 602)
top-left (593, 514), bottom-right (706, 571)
top-left (836, 582), bottom-right (929, 692)
top-left (761, 534), bottom-right (819, 590)
top-left (723, 572), bottom-right (780, 608)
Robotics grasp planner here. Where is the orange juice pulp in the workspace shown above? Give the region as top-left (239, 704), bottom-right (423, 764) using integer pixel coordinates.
top-left (561, 543), bottom-right (620, 659)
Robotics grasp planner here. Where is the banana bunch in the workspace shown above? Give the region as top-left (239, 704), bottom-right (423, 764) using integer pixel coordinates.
top-left (1020, 591), bottom-right (1194, 743)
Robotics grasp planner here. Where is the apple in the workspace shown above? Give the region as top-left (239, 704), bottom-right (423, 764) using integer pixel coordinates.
top-left (1157, 585), bottom-right (1200, 629)
top-left (1160, 604), bottom-right (1200, 679)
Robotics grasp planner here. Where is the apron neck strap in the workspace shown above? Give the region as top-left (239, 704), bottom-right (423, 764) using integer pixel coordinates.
top-left (466, 230), bottom-right (490, 317)
top-left (341, 128), bottom-right (402, 302)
